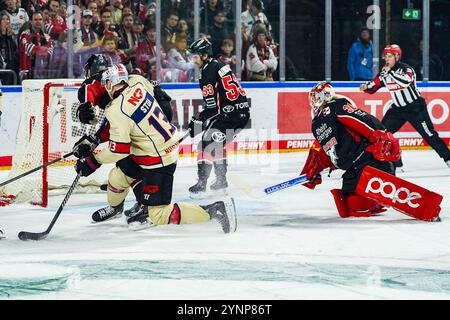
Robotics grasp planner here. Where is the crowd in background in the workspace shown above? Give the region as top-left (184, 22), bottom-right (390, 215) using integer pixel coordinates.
top-left (0, 0), bottom-right (279, 84)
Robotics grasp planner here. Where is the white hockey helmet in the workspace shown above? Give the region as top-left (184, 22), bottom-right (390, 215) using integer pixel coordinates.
top-left (101, 64), bottom-right (129, 89)
top-left (309, 81), bottom-right (335, 116)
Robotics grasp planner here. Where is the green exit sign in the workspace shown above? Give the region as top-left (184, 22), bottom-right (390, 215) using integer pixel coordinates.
top-left (403, 9), bottom-right (421, 20)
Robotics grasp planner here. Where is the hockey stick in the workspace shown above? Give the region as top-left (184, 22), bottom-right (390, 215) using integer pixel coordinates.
top-left (18, 120), bottom-right (107, 241)
top-left (0, 151), bottom-right (75, 188)
top-left (264, 174), bottom-right (309, 195)
top-left (18, 172), bottom-right (81, 241)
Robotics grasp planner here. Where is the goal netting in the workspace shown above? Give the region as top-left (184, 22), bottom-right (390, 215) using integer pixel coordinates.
top-left (0, 79), bottom-right (113, 207)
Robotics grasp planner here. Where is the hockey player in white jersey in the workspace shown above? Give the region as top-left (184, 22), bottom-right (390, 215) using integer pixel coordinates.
top-left (73, 64), bottom-right (237, 233)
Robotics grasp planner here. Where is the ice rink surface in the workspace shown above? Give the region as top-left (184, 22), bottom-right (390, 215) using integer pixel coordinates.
top-left (1, 149), bottom-right (450, 299)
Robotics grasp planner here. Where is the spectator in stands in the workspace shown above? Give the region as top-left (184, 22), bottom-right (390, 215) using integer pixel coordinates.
top-left (48, 30), bottom-right (68, 78)
top-left (108, 0), bottom-right (123, 26)
top-left (241, 0), bottom-right (272, 41)
top-left (200, 0), bottom-right (225, 34)
top-left (100, 33), bottom-right (124, 65)
top-left (218, 38), bottom-right (236, 72)
top-left (132, 17), bottom-right (144, 42)
top-left (87, 0), bottom-right (100, 25)
top-left (46, 0), bottom-right (66, 40)
top-left (2, 0), bottom-right (29, 40)
top-left (93, 7), bottom-right (119, 38)
top-left (347, 27), bottom-right (373, 81)
top-left (96, 0), bottom-right (107, 12)
top-left (177, 18), bottom-right (191, 43)
top-left (117, 13), bottom-right (138, 69)
top-left (162, 12), bottom-right (178, 51)
top-left (208, 10), bottom-right (229, 57)
top-left (122, 6), bottom-right (133, 17)
top-left (0, 12), bottom-right (19, 84)
top-left (135, 25), bottom-right (167, 80)
top-left (166, 32), bottom-right (195, 82)
top-left (78, 9), bottom-right (99, 51)
top-left (246, 25), bottom-right (277, 81)
top-left (19, 11), bottom-right (53, 80)
top-left (22, 0), bottom-right (46, 17)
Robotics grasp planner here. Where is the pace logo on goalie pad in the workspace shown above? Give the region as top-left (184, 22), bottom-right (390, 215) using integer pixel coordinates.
top-left (365, 177), bottom-right (422, 208)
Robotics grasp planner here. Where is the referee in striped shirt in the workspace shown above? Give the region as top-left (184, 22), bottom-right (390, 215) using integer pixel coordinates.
top-left (360, 44), bottom-right (450, 169)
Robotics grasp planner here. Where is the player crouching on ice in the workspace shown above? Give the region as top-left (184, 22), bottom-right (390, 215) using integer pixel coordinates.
top-left (300, 81), bottom-right (443, 222)
top-left (73, 64), bottom-right (237, 233)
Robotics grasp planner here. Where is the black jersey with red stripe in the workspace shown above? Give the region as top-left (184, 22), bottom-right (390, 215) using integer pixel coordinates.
top-left (199, 58), bottom-right (249, 115)
top-left (312, 97), bottom-right (384, 170)
top-left (77, 73), bottom-right (112, 142)
top-left (77, 73), bottom-right (111, 108)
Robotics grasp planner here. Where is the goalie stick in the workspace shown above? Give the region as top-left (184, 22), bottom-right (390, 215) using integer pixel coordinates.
top-left (264, 174), bottom-right (309, 195)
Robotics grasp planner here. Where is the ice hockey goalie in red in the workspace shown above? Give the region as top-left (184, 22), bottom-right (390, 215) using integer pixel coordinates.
top-left (299, 81), bottom-right (442, 221)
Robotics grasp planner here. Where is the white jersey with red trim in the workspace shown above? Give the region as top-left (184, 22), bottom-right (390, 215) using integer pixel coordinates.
top-left (363, 61), bottom-right (421, 107)
top-left (3, 8), bottom-right (29, 38)
top-left (94, 74), bottom-right (179, 169)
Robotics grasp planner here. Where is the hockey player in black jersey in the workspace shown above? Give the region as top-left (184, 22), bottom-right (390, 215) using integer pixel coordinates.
top-left (300, 81), bottom-right (442, 221)
top-left (187, 38), bottom-right (250, 198)
top-left (361, 44), bottom-right (450, 169)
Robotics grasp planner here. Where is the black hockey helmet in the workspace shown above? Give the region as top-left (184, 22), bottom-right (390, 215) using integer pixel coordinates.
top-left (188, 38), bottom-right (213, 57)
top-left (84, 54), bottom-right (112, 78)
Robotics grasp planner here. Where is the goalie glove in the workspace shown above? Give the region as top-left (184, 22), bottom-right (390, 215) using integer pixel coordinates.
top-left (300, 148), bottom-right (335, 189)
top-left (366, 130), bottom-right (401, 162)
top-left (76, 101), bottom-right (96, 124)
top-left (73, 135), bottom-right (96, 159)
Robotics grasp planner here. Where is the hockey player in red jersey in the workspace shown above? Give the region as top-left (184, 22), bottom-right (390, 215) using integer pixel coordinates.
top-left (300, 81), bottom-right (442, 221)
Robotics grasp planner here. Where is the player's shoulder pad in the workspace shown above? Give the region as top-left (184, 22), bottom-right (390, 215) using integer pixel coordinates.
top-left (119, 82), bottom-right (155, 121)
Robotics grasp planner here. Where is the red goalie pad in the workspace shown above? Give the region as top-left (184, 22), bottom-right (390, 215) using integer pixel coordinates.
top-left (355, 166), bottom-right (442, 221)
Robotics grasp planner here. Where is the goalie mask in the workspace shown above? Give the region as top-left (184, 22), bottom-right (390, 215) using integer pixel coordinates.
top-left (309, 81), bottom-right (335, 117)
top-left (101, 64), bottom-right (128, 93)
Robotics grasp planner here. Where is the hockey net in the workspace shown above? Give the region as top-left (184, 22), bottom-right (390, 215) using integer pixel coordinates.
top-left (0, 79), bottom-right (113, 207)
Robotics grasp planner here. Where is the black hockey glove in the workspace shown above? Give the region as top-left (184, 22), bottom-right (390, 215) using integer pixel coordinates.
top-left (188, 117), bottom-right (205, 138)
top-left (198, 108), bottom-right (218, 122)
top-left (153, 83), bottom-right (173, 122)
top-left (76, 101), bottom-right (96, 124)
top-left (75, 153), bottom-right (101, 177)
top-left (73, 135), bottom-right (96, 159)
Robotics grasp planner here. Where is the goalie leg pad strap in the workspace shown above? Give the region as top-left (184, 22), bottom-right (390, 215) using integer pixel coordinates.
top-left (355, 166), bottom-right (442, 221)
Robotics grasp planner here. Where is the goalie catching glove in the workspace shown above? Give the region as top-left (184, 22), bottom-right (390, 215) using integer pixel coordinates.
top-left (76, 101), bottom-right (96, 124)
top-left (366, 130), bottom-right (401, 162)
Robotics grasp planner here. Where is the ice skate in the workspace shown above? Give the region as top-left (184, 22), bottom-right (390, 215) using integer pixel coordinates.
top-left (210, 161), bottom-right (228, 195)
top-left (127, 206), bottom-right (156, 230)
top-left (124, 202), bottom-right (144, 218)
top-left (202, 197), bottom-right (237, 233)
top-left (92, 201), bottom-right (124, 223)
